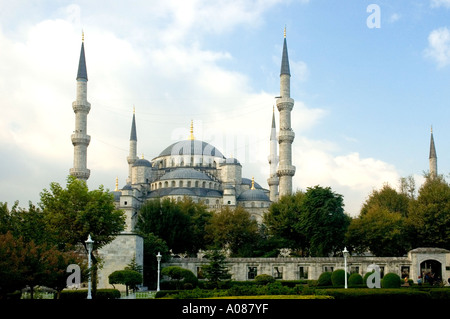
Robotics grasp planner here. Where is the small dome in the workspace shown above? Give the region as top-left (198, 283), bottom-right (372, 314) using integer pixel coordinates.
top-left (242, 178), bottom-right (262, 189)
top-left (121, 184), bottom-right (132, 190)
top-left (160, 168), bottom-right (212, 181)
top-left (222, 157), bottom-right (241, 165)
top-left (132, 159), bottom-right (152, 167)
top-left (238, 189), bottom-right (270, 202)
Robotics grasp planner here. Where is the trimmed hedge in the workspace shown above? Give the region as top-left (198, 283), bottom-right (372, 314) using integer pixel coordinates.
top-left (316, 288), bottom-right (431, 300)
top-left (331, 269), bottom-right (347, 287)
top-left (381, 273), bottom-right (402, 288)
top-left (59, 289), bottom-right (121, 300)
top-left (318, 272), bottom-right (333, 286)
top-left (348, 273), bottom-right (363, 287)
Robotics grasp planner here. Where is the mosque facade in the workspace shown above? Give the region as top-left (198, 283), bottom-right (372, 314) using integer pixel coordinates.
top-left (70, 31), bottom-right (295, 288)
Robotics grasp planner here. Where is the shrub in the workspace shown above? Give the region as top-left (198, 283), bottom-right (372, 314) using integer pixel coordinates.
top-left (381, 273), bottom-right (401, 288)
top-left (254, 274), bottom-right (276, 285)
top-left (348, 273), bottom-right (363, 287)
top-left (331, 269), bottom-right (347, 287)
top-left (161, 266), bottom-right (198, 289)
top-left (317, 272), bottom-right (332, 286)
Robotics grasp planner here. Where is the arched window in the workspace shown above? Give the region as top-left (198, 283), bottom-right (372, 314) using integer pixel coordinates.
top-left (195, 181), bottom-right (199, 187)
top-left (187, 181), bottom-right (191, 187)
top-left (179, 181), bottom-right (184, 187)
top-left (171, 181), bottom-right (176, 187)
top-left (164, 181), bottom-right (168, 188)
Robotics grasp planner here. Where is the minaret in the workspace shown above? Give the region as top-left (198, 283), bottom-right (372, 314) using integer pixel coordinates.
top-left (267, 107), bottom-right (279, 202)
top-left (429, 126), bottom-right (437, 179)
top-left (70, 32), bottom-right (91, 181)
top-left (127, 107), bottom-right (138, 184)
top-left (276, 28), bottom-right (296, 197)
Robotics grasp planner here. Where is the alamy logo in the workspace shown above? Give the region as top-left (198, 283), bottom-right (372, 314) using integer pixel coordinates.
top-left (366, 264), bottom-right (381, 288)
top-left (66, 264), bottom-right (81, 288)
top-left (367, 4), bottom-right (381, 29)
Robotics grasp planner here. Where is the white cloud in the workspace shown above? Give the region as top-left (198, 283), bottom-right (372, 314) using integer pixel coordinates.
top-left (292, 138), bottom-right (400, 216)
top-left (430, 0), bottom-right (450, 8)
top-left (424, 27), bottom-right (450, 67)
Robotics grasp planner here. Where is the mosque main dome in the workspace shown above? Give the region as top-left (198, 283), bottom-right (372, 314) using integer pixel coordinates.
top-left (157, 139), bottom-right (226, 158)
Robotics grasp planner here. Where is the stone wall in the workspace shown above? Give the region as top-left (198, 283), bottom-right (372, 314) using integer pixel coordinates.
top-left (97, 232), bottom-right (144, 289)
top-left (164, 248), bottom-right (450, 284)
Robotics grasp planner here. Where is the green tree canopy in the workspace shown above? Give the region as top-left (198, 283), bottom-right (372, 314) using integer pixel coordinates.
top-left (205, 206), bottom-right (259, 257)
top-left (263, 191), bottom-right (307, 253)
top-left (40, 175), bottom-right (126, 252)
top-left (407, 176), bottom-right (450, 250)
top-left (299, 186), bottom-right (350, 257)
top-left (346, 184), bottom-right (411, 256)
top-left (137, 197), bottom-right (212, 255)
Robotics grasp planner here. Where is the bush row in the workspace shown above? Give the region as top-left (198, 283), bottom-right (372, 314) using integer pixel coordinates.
top-left (58, 289), bottom-right (121, 300)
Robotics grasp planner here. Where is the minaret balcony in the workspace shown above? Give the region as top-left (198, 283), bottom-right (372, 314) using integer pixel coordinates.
top-left (277, 165), bottom-right (296, 177)
top-left (278, 130), bottom-right (295, 143)
top-left (276, 97), bottom-right (294, 111)
top-left (69, 168), bottom-right (90, 180)
top-left (267, 176), bottom-right (280, 186)
top-left (72, 102), bottom-right (91, 113)
top-left (71, 133), bottom-right (91, 146)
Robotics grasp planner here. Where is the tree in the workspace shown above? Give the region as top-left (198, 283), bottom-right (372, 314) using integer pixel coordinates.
top-left (137, 197), bottom-right (204, 254)
top-left (40, 175), bottom-right (126, 297)
top-left (201, 250), bottom-right (231, 287)
top-left (139, 233), bottom-right (169, 289)
top-left (205, 206), bottom-right (259, 257)
top-left (407, 176), bottom-right (450, 250)
top-left (298, 186), bottom-right (350, 257)
top-left (361, 184), bottom-right (410, 218)
top-left (108, 269), bottom-right (142, 296)
top-left (0, 232), bottom-right (84, 299)
top-left (263, 191), bottom-right (307, 254)
top-left (346, 184), bottom-right (411, 256)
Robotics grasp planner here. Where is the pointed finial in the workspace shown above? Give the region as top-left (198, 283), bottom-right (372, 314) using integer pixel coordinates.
top-left (141, 153), bottom-right (144, 159)
top-left (284, 26), bottom-right (286, 38)
top-left (431, 125), bottom-right (433, 134)
top-left (189, 120), bottom-right (195, 140)
top-left (82, 30), bottom-right (84, 42)
top-left (133, 105), bottom-right (135, 114)
top-left (115, 177), bottom-right (119, 191)
top-left (251, 177), bottom-right (255, 190)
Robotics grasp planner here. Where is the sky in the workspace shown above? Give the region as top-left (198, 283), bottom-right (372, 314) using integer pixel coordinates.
top-left (1, 0), bottom-right (450, 216)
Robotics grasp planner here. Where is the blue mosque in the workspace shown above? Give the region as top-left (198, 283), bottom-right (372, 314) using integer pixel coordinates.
top-left (69, 30), bottom-right (295, 287)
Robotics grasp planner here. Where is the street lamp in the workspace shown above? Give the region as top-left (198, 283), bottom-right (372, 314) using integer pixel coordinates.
top-left (343, 247), bottom-right (349, 289)
top-left (156, 252), bottom-right (162, 292)
top-left (85, 234), bottom-right (94, 299)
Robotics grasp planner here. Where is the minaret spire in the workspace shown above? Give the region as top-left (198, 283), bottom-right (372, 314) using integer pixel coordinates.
top-left (429, 126), bottom-right (437, 179)
top-left (70, 33), bottom-right (91, 181)
top-left (268, 106), bottom-right (279, 202)
top-left (127, 107), bottom-right (138, 184)
top-left (276, 28), bottom-right (295, 197)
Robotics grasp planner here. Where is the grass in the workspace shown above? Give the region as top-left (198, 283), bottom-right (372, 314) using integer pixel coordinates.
top-left (206, 295), bottom-right (334, 299)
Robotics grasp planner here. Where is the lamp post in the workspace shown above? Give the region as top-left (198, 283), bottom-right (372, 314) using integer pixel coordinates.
top-left (85, 234), bottom-right (94, 299)
top-left (156, 252), bottom-right (162, 292)
top-left (343, 247), bottom-right (349, 289)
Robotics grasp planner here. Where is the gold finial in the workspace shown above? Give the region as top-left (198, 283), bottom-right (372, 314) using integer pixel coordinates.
top-left (431, 125), bottom-right (433, 134)
top-left (251, 177), bottom-right (255, 190)
top-left (189, 120), bottom-right (195, 140)
top-left (115, 177), bottom-right (119, 191)
top-left (82, 30), bottom-right (84, 42)
top-left (133, 105), bottom-right (135, 114)
top-left (141, 153), bottom-right (144, 159)
top-left (284, 26), bottom-right (286, 38)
